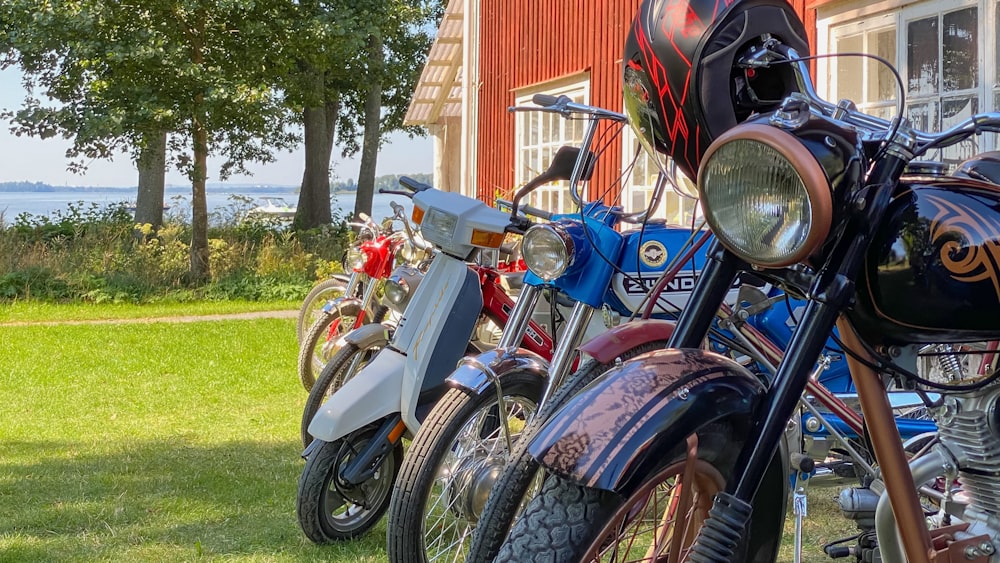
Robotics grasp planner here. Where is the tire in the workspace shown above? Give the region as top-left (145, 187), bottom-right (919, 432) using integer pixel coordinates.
top-left (296, 421), bottom-right (403, 543)
top-left (467, 340), bottom-right (668, 562)
top-left (495, 422), bottom-right (767, 562)
top-left (387, 371), bottom-right (545, 563)
top-left (297, 277), bottom-right (352, 343)
top-left (297, 302), bottom-right (363, 391)
top-left (301, 335), bottom-right (389, 448)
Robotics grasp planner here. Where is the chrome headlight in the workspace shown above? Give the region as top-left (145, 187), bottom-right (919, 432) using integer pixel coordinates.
top-left (384, 275), bottom-right (409, 304)
top-left (698, 124), bottom-right (833, 267)
top-left (346, 247), bottom-right (368, 272)
top-left (523, 222), bottom-right (588, 281)
top-left (383, 266), bottom-right (422, 313)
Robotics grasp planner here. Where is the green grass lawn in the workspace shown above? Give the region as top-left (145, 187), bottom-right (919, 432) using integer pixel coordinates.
top-left (0, 303), bottom-right (863, 561)
top-left (0, 314), bottom-right (386, 561)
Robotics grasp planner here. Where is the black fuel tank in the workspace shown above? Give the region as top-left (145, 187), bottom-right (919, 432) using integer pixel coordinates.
top-left (851, 177), bottom-right (1000, 344)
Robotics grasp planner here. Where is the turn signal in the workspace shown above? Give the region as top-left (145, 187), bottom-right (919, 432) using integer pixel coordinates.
top-left (412, 206), bottom-right (426, 225)
top-left (471, 229), bottom-right (505, 248)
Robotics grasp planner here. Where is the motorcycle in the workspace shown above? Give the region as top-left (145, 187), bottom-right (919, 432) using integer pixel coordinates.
top-left (297, 204), bottom-right (430, 390)
top-left (295, 175), bottom-right (556, 542)
top-left (495, 1), bottom-right (1000, 561)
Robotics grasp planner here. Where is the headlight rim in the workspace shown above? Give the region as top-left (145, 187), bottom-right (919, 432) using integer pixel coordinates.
top-left (522, 223), bottom-right (575, 282)
top-left (697, 123), bottom-right (834, 268)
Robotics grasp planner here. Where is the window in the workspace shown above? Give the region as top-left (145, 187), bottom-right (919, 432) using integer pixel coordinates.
top-left (820, 0), bottom-right (997, 169)
top-left (621, 127), bottom-right (699, 226)
top-left (514, 79), bottom-right (588, 214)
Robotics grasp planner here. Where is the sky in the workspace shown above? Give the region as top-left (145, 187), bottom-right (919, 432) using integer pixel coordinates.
top-left (0, 67), bottom-right (434, 188)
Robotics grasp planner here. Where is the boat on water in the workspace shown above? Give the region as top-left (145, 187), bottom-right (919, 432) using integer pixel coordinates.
top-left (248, 197), bottom-right (296, 219)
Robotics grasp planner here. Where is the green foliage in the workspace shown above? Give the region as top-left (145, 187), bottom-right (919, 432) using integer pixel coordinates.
top-left (0, 200), bottom-right (349, 303)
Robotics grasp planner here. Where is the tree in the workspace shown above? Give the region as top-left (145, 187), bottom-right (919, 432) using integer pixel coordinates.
top-left (349, 0), bottom-right (441, 219)
top-left (0, 0), bottom-right (297, 280)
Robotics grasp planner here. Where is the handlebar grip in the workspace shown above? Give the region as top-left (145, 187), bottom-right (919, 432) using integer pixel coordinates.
top-left (379, 189), bottom-right (412, 197)
top-left (532, 93), bottom-right (567, 107)
top-left (399, 176), bottom-right (433, 192)
top-left (519, 203), bottom-right (554, 220)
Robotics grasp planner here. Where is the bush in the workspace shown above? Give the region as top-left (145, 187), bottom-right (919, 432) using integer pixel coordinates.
top-left (0, 200), bottom-right (351, 303)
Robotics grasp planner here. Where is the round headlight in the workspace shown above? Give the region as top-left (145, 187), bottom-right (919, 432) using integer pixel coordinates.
top-left (346, 247), bottom-right (368, 272)
top-left (523, 224), bottom-right (574, 281)
top-left (384, 275), bottom-right (409, 304)
top-left (698, 124), bottom-right (833, 268)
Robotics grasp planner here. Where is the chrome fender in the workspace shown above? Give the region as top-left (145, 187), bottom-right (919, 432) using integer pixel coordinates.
top-left (324, 295), bottom-right (363, 316)
top-left (527, 348), bottom-right (766, 496)
top-left (446, 347), bottom-right (551, 395)
top-left (578, 319), bottom-right (675, 364)
top-left (340, 322), bottom-right (392, 350)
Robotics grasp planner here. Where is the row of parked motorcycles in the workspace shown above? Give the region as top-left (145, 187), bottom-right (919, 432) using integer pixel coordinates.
top-left (287, 1), bottom-right (1000, 560)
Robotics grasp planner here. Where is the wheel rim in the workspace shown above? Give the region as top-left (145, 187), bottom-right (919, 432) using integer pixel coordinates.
top-left (423, 395), bottom-right (538, 562)
top-left (321, 429), bottom-right (397, 533)
top-left (582, 442), bottom-right (725, 562)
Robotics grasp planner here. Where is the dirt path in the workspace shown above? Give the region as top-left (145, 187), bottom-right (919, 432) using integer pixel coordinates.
top-left (0, 310), bottom-right (298, 327)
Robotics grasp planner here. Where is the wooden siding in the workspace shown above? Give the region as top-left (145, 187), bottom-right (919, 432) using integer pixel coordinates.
top-left (475, 0), bottom-right (815, 204)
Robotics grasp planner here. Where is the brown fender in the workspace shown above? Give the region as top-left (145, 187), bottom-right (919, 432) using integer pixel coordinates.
top-left (578, 319), bottom-right (675, 363)
top-left (527, 348), bottom-right (765, 496)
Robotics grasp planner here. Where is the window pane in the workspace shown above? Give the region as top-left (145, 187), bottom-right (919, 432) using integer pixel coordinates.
top-left (836, 33), bottom-right (864, 103)
top-left (907, 16), bottom-right (939, 96)
top-left (942, 96), bottom-right (978, 163)
top-left (942, 7), bottom-right (977, 92)
top-left (907, 101), bottom-right (940, 131)
top-left (869, 27), bottom-right (898, 102)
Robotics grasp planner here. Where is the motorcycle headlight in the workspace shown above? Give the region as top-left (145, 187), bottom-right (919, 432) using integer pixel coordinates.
top-left (522, 222), bottom-right (587, 281)
top-left (384, 275), bottom-right (409, 304)
top-left (698, 124), bottom-right (833, 268)
top-left (346, 247), bottom-right (368, 272)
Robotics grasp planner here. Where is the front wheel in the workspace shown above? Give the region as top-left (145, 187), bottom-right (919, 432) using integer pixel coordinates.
top-left (297, 277), bottom-right (351, 343)
top-left (296, 421), bottom-right (403, 543)
top-left (495, 422), bottom-right (763, 562)
top-left (297, 303), bottom-right (363, 391)
top-left (301, 335), bottom-right (389, 448)
top-left (468, 340), bottom-right (668, 561)
top-left (387, 372), bottom-right (544, 563)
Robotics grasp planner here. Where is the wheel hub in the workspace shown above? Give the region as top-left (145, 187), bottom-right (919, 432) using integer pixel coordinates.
top-left (447, 451), bottom-right (506, 523)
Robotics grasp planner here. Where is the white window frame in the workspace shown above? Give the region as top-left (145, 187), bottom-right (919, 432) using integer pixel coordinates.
top-left (514, 76), bottom-right (590, 214)
top-left (818, 0), bottom-right (999, 165)
top-left (620, 124), bottom-right (700, 226)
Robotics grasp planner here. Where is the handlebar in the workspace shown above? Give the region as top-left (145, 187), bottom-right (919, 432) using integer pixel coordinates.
top-left (750, 42), bottom-right (1000, 155)
top-left (508, 95), bottom-right (628, 123)
top-left (496, 198), bottom-right (554, 221)
top-left (398, 176), bottom-right (433, 192)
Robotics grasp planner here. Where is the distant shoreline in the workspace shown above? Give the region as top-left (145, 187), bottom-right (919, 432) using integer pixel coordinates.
top-left (0, 182), bottom-right (300, 193)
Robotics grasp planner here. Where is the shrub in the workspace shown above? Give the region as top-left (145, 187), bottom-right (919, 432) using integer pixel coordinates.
top-left (0, 199), bottom-right (351, 303)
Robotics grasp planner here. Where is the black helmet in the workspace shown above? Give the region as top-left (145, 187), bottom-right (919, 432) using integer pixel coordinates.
top-left (623, 0), bottom-right (810, 184)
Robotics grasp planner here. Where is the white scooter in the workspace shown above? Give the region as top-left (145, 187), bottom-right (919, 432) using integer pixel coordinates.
top-left (296, 177), bottom-right (516, 542)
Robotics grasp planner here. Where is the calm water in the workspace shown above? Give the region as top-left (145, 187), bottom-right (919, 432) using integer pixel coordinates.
top-left (0, 189), bottom-right (411, 224)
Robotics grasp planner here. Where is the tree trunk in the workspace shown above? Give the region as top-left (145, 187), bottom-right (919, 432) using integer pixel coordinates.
top-left (294, 71), bottom-right (337, 229)
top-left (190, 116), bottom-right (210, 282)
top-left (354, 33), bottom-right (384, 219)
top-left (135, 130), bottom-right (167, 230)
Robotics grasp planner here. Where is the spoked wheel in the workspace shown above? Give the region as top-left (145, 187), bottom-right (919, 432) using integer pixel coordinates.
top-left (494, 421), bottom-right (787, 563)
top-left (579, 451), bottom-right (723, 562)
top-left (297, 421), bottom-right (403, 543)
top-left (387, 372), bottom-right (543, 563)
top-left (301, 336), bottom-right (389, 447)
top-left (297, 277), bottom-right (352, 343)
top-left (297, 302), bottom-right (363, 391)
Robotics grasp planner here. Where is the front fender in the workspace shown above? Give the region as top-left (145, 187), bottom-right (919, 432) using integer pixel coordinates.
top-left (528, 348), bottom-right (765, 496)
top-left (447, 347), bottom-right (550, 395)
top-left (340, 322), bottom-right (392, 350)
top-left (578, 319), bottom-right (675, 363)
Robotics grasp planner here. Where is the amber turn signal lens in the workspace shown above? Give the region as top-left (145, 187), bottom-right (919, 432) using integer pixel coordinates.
top-left (411, 206), bottom-right (425, 225)
top-left (471, 229), bottom-right (505, 248)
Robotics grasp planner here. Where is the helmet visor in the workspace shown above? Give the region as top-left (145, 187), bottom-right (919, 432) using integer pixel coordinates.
top-left (623, 64), bottom-right (698, 199)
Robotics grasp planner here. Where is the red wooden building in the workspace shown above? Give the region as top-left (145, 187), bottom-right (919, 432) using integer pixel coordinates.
top-left (407, 0), bottom-right (994, 215)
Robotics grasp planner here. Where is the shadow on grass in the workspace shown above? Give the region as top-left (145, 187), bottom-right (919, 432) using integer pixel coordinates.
top-left (0, 438), bottom-right (386, 561)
